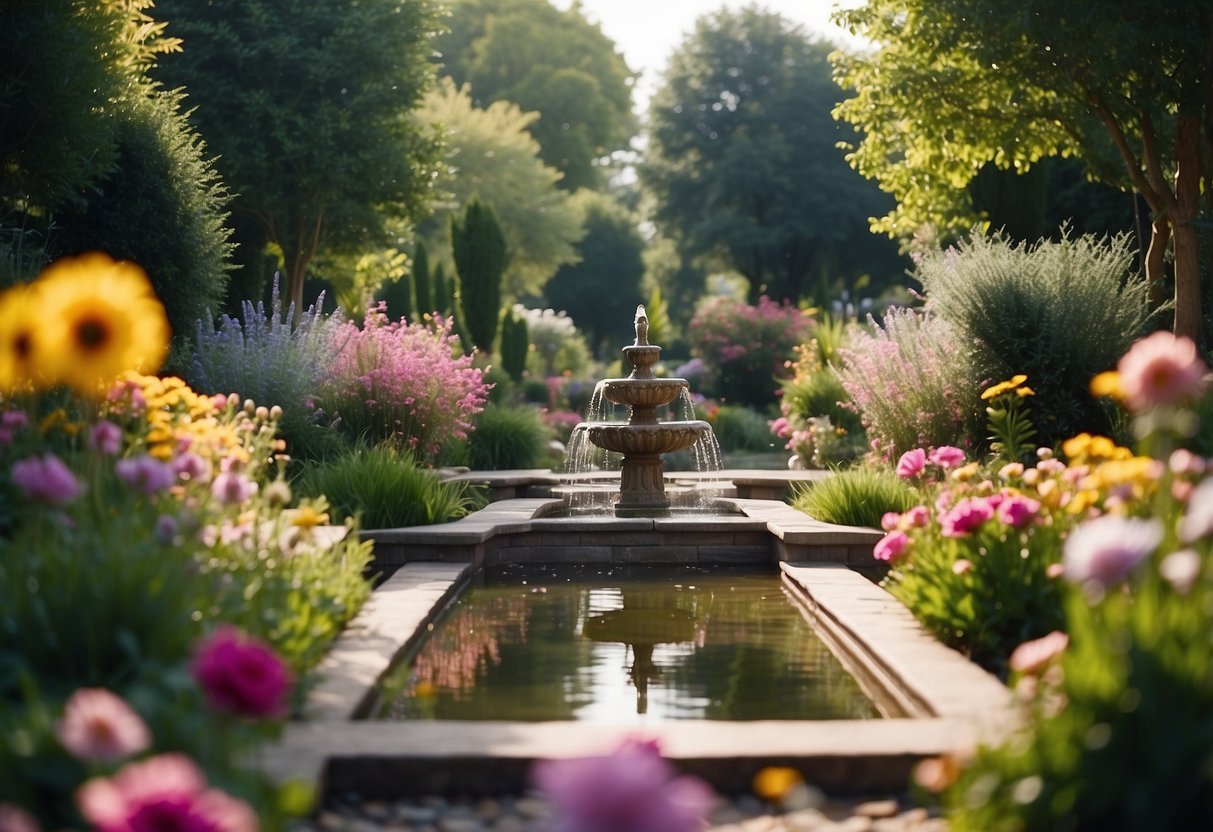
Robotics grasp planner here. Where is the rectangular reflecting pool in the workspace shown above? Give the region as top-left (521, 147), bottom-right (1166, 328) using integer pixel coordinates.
top-left (373, 564), bottom-right (881, 723)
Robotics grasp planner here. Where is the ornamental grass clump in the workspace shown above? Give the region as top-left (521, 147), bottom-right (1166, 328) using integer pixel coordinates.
top-left (320, 304), bottom-right (491, 458)
top-left (916, 231), bottom-right (1151, 448)
top-left (792, 464), bottom-right (918, 529)
top-left (938, 332), bottom-right (1213, 831)
top-left (836, 306), bottom-right (982, 460)
top-left (688, 295), bottom-right (812, 408)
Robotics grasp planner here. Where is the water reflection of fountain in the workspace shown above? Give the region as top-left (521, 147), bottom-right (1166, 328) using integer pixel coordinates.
top-left (583, 595), bottom-right (699, 714)
top-left (562, 306), bottom-right (725, 516)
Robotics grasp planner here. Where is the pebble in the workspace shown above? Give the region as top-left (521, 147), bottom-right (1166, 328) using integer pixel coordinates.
top-left (302, 792), bottom-right (947, 832)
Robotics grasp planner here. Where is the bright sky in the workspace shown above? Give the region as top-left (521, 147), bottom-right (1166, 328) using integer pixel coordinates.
top-left (551, 0), bottom-right (865, 109)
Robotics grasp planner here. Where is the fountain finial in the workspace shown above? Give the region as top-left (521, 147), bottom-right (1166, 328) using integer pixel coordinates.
top-left (634, 304), bottom-right (649, 346)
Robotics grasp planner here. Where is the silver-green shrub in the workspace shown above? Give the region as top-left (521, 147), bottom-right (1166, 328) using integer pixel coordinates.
top-left (917, 231), bottom-right (1152, 446)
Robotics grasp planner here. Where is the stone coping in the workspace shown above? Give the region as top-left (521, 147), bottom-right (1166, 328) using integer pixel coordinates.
top-left (263, 560), bottom-right (1015, 797)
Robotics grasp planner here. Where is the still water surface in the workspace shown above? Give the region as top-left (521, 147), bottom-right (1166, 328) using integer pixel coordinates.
top-left (376, 564), bottom-right (879, 723)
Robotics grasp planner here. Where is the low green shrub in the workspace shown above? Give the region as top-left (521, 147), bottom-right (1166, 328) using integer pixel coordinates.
top-left (295, 445), bottom-right (479, 529)
top-left (710, 404), bottom-right (777, 452)
top-left (791, 465), bottom-right (917, 529)
top-left (466, 403), bottom-right (553, 470)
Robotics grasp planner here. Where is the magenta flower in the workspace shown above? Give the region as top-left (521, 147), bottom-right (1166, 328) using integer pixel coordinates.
top-left (115, 457), bottom-right (176, 494)
top-left (873, 530), bottom-right (909, 562)
top-left (928, 445), bottom-right (966, 469)
top-left (192, 627), bottom-right (293, 719)
top-left (76, 753), bottom-right (257, 832)
top-left (88, 420), bottom-right (124, 455)
top-left (1008, 631), bottom-right (1069, 676)
top-left (56, 688), bottom-right (151, 763)
top-left (996, 494), bottom-right (1041, 529)
top-left (210, 471), bottom-right (256, 505)
top-left (939, 497), bottom-right (995, 537)
top-left (1118, 330), bottom-right (1209, 411)
top-left (11, 454), bottom-right (82, 504)
top-left (904, 505), bottom-right (930, 527)
top-left (0, 803), bottom-right (40, 832)
top-left (1063, 515), bottom-right (1162, 587)
top-left (531, 739), bottom-right (714, 832)
top-left (896, 448), bottom-right (927, 479)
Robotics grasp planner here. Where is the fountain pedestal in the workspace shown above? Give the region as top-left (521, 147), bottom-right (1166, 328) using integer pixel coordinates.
top-left (581, 306), bottom-right (711, 517)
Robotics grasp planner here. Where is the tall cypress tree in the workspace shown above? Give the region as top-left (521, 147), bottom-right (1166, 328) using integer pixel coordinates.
top-left (412, 239), bottom-right (432, 314)
top-left (451, 199), bottom-right (507, 354)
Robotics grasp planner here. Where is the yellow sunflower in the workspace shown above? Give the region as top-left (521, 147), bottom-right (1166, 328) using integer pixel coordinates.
top-left (0, 282), bottom-right (47, 393)
top-left (35, 252), bottom-right (170, 397)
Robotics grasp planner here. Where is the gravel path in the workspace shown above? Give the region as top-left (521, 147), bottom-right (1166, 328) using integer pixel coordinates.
top-left (307, 790), bottom-right (948, 832)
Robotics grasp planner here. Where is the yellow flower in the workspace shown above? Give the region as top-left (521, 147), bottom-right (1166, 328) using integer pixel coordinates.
top-left (290, 506), bottom-right (330, 530)
top-left (0, 282), bottom-right (47, 392)
top-left (1090, 371), bottom-right (1124, 401)
top-left (753, 767), bottom-right (804, 802)
top-left (35, 253), bottom-right (170, 397)
top-left (1016, 386), bottom-right (1035, 398)
top-left (1062, 433), bottom-right (1092, 461)
top-left (981, 374), bottom-right (1029, 401)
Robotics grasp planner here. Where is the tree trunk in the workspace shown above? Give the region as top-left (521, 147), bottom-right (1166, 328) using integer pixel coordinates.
top-left (1145, 216), bottom-right (1171, 310)
top-left (1171, 116), bottom-right (1203, 344)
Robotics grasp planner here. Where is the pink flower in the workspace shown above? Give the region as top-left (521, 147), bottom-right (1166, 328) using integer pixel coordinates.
top-left (880, 512), bottom-right (902, 531)
top-left (192, 627), bottom-right (292, 719)
top-left (0, 804), bottom-right (40, 832)
top-left (904, 505), bottom-right (930, 527)
top-left (56, 688), bottom-right (151, 763)
top-left (171, 452), bottom-right (211, 483)
top-left (896, 448), bottom-right (927, 479)
top-left (768, 416), bottom-right (792, 439)
top-left (76, 753), bottom-right (257, 832)
top-left (928, 446), bottom-right (966, 469)
top-left (88, 420), bottom-right (124, 455)
top-left (1009, 631), bottom-right (1069, 676)
top-left (1117, 330), bottom-right (1209, 412)
top-left (996, 494), bottom-right (1041, 529)
top-left (115, 457), bottom-right (176, 494)
top-left (1179, 477), bottom-right (1213, 542)
top-left (939, 497), bottom-right (995, 537)
top-left (952, 559), bottom-right (973, 576)
top-left (11, 454), bottom-right (82, 504)
top-left (210, 471), bottom-right (256, 505)
top-left (1063, 515), bottom-right (1162, 587)
top-left (873, 530), bottom-right (909, 562)
top-left (531, 739), bottom-right (714, 832)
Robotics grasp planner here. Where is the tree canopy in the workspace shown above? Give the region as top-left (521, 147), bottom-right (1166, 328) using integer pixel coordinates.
top-left (416, 79), bottom-right (584, 299)
top-left (153, 0), bottom-right (444, 318)
top-left (833, 0), bottom-right (1212, 342)
top-left (542, 191), bottom-right (645, 356)
top-left (642, 5), bottom-right (898, 305)
top-left (437, 0), bottom-right (637, 191)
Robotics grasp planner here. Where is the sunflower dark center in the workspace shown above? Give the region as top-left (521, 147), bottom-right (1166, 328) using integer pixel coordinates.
top-left (13, 331), bottom-right (31, 359)
top-left (74, 317), bottom-right (111, 352)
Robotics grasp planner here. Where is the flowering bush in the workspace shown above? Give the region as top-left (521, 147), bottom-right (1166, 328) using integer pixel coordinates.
top-left (836, 307), bottom-right (982, 460)
top-left (0, 255), bottom-right (372, 827)
top-left (320, 304), bottom-right (490, 458)
top-left (688, 295), bottom-right (812, 408)
top-left (931, 332), bottom-right (1213, 830)
top-left (774, 340), bottom-right (866, 468)
top-left (188, 277), bottom-right (342, 462)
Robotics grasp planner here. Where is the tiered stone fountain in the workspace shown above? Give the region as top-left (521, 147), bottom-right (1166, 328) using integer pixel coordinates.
top-left (582, 306), bottom-right (712, 517)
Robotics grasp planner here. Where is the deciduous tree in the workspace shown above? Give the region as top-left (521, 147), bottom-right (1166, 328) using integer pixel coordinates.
top-left (154, 0), bottom-right (443, 320)
top-left (642, 5), bottom-right (897, 304)
top-left (833, 0), bottom-right (1212, 341)
top-left (437, 0), bottom-right (636, 191)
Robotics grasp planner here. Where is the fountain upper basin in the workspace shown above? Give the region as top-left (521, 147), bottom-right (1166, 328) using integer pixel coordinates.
top-left (585, 420), bottom-right (710, 456)
top-left (599, 377), bottom-right (690, 408)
